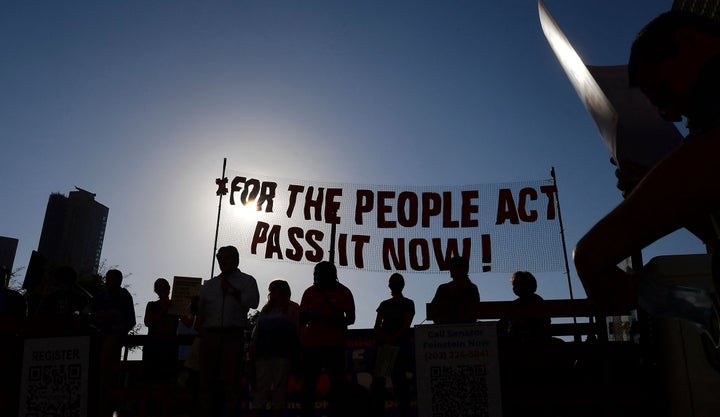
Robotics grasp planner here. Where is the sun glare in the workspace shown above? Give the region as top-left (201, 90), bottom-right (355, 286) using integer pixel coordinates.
top-left (539, 0), bottom-right (598, 100)
top-left (235, 200), bottom-right (263, 219)
top-left (538, 0), bottom-right (617, 152)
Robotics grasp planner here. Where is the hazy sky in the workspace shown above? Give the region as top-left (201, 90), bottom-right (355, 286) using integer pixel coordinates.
top-left (1, 0), bottom-right (704, 331)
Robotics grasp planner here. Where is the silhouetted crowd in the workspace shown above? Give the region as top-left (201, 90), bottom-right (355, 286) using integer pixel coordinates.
top-left (4, 5), bottom-right (720, 416)
top-left (2, 249), bottom-right (558, 417)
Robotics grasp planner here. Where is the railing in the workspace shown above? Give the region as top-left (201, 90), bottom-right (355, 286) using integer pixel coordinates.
top-left (1, 300), bottom-right (661, 417)
top-left (427, 298), bottom-right (621, 339)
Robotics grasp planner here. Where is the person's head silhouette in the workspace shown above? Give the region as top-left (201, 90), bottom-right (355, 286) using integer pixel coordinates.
top-left (510, 271), bottom-right (537, 298)
top-left (313, 261), bottom-right (338, 289)
top-left (448, 256), bottom-right (469, 280)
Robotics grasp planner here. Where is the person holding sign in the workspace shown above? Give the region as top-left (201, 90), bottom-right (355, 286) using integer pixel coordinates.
top-left (574, 11), bottom-right (720, 339)
top-left (429, 256), bottom-right (480, 324)
top-left (371, 272), bottom-right (415, 417)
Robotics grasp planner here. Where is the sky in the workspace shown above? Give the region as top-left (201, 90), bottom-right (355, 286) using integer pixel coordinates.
top-left (1, 0), bottom-right (705, 333)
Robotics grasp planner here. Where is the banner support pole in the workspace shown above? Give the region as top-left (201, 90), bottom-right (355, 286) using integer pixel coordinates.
top-left (329, 211), bottom-right (337, 263)
top-left (211, 158), bottom-right (227, 279)
top-left (551, 167), bottom-right (575, 301)
top-left (551, 167), bottom-right (580, 340)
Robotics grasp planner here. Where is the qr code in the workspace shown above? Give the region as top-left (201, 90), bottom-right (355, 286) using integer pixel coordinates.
top-left (23, 364), bottom-right (83, 416)
top-left (430, 364), bottom-right (488, 417)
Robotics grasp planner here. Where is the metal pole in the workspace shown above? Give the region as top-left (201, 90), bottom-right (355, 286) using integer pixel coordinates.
top-left (551, 167), bottom-right (575, 300)
top-left (329, 211), bottom-right (337, 263)
top-left (211, 158), bottom-right (227, 279)
top-left (551, 167), bottom-right (580, 340)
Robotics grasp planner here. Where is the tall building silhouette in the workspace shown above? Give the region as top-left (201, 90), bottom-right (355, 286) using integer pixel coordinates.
top-left (0, 236), bottom-right (19, 273)
top-left (37, 187), bottom-right (109, 276)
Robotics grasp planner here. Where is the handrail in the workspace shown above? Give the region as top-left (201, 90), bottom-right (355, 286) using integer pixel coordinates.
top-left (426, 298), bottom-right (632, 321)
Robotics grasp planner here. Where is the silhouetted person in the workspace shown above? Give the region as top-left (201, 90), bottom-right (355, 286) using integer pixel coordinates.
top-left (144, 278), bottom-right (180, 382)
top-left (499, 271), bottom-right (551, 343)
top-left (499, 271), bottom-right (565, 417)
top-left (371, 272), bottom-right (415, 417)
top-left (196, 245), bottom-right (260, 417)
top-left (429, 256), bottom-right (480, 324)
top-left (574, 11), bottom-right (720, 331)
top-left (88, 268), bottom-right (136, 417)
top-left (249, 279), bottom-right (300, 417)
top-left (140, 278), bottom-right (180, 416)
top-left (299, 261), bottom-right (356, 417)
top-left (34, 265), bottom-right (92, 339)
top-left (36, 265), bottom-right (88, 319)
top-left (89, 268), bottom-right (136, 335)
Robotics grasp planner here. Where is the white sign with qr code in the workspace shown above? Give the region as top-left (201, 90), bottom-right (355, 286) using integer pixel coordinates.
top-left (19, 336), bottom-right (91, 417)
top-left (415, 322), bottom-right (502, 417)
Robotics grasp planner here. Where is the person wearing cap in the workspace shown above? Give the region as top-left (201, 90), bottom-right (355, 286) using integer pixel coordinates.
top-left (429, 256), bottom-right (480, 324)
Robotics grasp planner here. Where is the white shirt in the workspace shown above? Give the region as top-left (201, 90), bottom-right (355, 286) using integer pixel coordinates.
top-left (199, 269), bottom-right (260, 329)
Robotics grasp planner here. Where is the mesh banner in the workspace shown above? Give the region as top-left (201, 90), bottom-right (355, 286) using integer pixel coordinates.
top-left (214, 170), bottom-right (565, 274)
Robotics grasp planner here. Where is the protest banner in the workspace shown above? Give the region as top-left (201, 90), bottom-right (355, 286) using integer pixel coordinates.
top-left (214, 171), bottom-right (565, 274)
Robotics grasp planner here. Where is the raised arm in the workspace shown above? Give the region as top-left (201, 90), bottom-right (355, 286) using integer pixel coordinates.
top-left (574, 128), bottom-right (720, 310)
